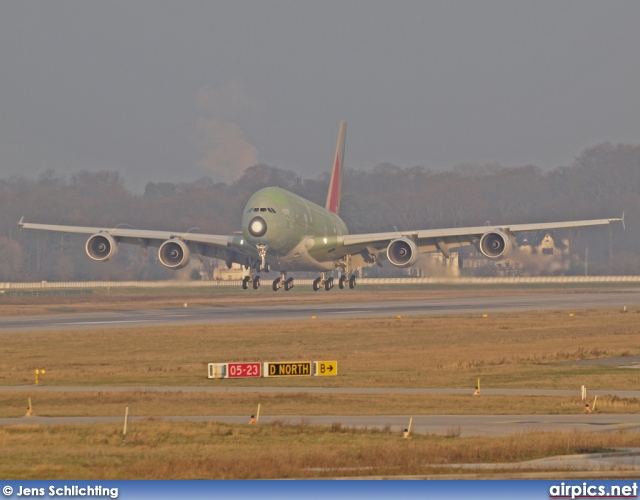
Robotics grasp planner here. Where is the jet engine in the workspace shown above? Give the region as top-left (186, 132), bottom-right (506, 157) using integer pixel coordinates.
top-left (479, 230), bottom-right (513, 259)
top-left (386, 237), bottom-right (419, 268)
top-left (158, 239), bottom-right (191, 269)
top-left (85, 233), bottom-right (118, 262)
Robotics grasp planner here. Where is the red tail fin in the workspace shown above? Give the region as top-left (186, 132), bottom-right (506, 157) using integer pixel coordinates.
top-left (325, 121), bottom-right (346, 214)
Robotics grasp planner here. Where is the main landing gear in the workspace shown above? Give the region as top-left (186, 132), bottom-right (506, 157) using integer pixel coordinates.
top-left (272, 272), bottom-right (294, 292)
top-left (313, 273), bottom-right (356, 291)
top-left (313, 273), bottom-right (333, 291)
top-left (339, 274), bottom-right (357, 289)
top-left (242, 275), bottom-right (261, 290)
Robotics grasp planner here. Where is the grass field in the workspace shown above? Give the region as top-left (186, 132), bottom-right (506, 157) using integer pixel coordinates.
top-left (2, 421), bottom-right (640, 479)
top-left (2, 308), bottom-right (639, 390)
top-left (3, 391), bottom-right (640, 418)
top-left (2, 286), bottom-right (640, 478)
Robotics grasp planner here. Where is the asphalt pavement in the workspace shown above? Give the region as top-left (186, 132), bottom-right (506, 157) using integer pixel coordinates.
top-left (1, 289), bottom-right (639, 332)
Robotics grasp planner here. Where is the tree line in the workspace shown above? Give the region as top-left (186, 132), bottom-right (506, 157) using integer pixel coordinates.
top-left (0, 142), bottom-right (638, 281)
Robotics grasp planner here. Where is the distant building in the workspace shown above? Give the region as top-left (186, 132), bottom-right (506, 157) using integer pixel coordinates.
top-left (459, 233), bottom-right (570, 276)
top-left (516, 233), bottom-right (570, 275)
top-left (213, 262), bottom-right (248, 281)
top-left (412, 252), bottom-right (461, 278)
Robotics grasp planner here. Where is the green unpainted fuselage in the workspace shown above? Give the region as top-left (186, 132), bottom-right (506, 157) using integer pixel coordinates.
top-left (240, 187), bottom-right (349, 272)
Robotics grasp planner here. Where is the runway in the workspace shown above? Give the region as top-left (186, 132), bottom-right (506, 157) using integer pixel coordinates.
top-left (1, 288), bottom-right (638, 332)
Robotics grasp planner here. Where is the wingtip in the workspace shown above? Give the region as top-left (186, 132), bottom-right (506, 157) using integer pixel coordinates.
top-left (609, 212), bottom-right (625, 230)
top-left (18, 216), bottom-right (25, 227)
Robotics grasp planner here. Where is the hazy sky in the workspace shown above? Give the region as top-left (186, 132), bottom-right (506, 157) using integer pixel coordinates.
top-left (2, 1), bottom-right (640, 191)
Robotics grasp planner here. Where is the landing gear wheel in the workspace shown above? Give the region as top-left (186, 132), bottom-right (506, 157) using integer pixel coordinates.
top-left (272, 277), bottom-right (281, 291)
top-left (338, 275), bottom-right (346, 289)
top-left (252, 276), bottom-right (261, 289)
top-left (325, 277), bottom-right (334, 291)
top-left (284, 278), bottom-right (294, 291)
top-left (242, 276), bottom-right (250, 290)
top-left (349, 275), bottom-right (356, 289)
top-left (312, 278), bottom-right (321, 291)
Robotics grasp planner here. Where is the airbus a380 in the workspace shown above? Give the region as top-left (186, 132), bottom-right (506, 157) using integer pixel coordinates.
top-left (19, 122), bottom-right (623, 292)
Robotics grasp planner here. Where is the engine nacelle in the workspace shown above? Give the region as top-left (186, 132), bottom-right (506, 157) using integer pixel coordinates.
top-left (479, 230), bottom-right (513, 260)
top-left (85, 233), bottom-right (118, 262)
top-left (386, 237), bottom-right (419, 268)
top-left (158, 239), bottom-right (191, 269)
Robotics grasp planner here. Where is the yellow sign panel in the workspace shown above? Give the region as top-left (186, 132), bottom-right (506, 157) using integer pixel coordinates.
top-left (207, 363), bottom-right (226, 379)
top-left (315, 361), bottom-right (337, 376)
top-left (266, 362), bottom-right (312, 377)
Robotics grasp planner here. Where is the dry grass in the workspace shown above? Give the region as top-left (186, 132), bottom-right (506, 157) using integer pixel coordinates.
top-left (3, 288), bottom-right (640, 479)
top-left (2, 392), bottom-right (640, 418)
top-left (2, 308), bottom-right (640, 391)
top-left (1, 420), bottom-right (639, 479)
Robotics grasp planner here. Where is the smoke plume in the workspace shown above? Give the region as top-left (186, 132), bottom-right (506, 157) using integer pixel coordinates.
top-left (196, 82), bottom-right (263, 180)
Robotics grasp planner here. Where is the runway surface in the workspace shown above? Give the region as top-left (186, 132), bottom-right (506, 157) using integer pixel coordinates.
top-left (1, 288), bottom-right (638, 332)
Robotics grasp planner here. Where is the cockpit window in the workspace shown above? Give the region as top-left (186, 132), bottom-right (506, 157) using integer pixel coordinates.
top-left (250, 207), bottom-right (277, 213)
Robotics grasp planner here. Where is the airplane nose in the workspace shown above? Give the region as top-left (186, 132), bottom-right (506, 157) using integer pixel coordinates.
top-left (248, 216), bottom-right (267, 237)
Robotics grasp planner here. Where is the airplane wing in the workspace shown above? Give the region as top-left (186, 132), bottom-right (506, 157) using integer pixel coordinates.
top-left (18, 218), bottom-right (257, 266)
top-left (19, 214), bottom-right (624, 272)
top-left (335, 216), bottom-right (624, 265)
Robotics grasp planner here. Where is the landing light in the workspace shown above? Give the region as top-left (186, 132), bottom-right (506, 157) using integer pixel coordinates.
top-left (248, 216), bottom-right (267, 237)
top-left (323, 238), bottom-right (327, 244)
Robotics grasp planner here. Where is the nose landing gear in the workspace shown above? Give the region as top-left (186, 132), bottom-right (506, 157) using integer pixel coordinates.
top-left (241, 245), bottom-right (272, 291)
top-left (256, 244), bottom-right (269, 272)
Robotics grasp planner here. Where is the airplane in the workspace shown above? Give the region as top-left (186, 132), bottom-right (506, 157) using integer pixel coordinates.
top-left (19, 121), bottom-right (624, 292)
